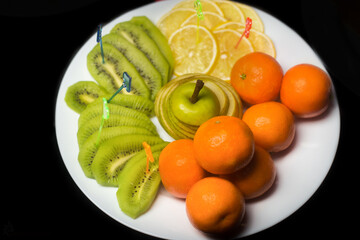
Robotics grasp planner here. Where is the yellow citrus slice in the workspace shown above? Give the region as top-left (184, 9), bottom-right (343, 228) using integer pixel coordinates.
top-left (215, 21), bottom-right (276, 57)
top-left (157, 8), bottom-right (196, 38)
top-left (169, 25), bottom-right (218, 76)
top-left (215, 21), bottom-right (245, 30)
top-left (238, 28), bottom-right (276, 57)
top-left (181, 11), bottom-right (227, 30)
top-left (235, 2), bottom-right (264, 32)
top-left (172, 0), bottom-right (224, 16)
top-left (209, 28), bottom-right (254, 81)
top-left (214, 0), bottom-right (245, 23)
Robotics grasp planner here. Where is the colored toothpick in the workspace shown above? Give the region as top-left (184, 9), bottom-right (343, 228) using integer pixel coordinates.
top-left (95, 97), bottom-right (109, 147)
top-left (95, 72), bottom-right (132, 147)
top-left (143, 142), bottom-right (154, 174)
top-left (235, 17), bottom-right (252, 49)
top-left (194, 0), bottom-right (204, 44)
top-left (97, 24), bottom-right (105, 64)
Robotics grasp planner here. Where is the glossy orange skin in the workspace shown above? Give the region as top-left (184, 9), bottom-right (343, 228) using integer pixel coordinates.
top-left (280, 64), bottom-right (331, 118)
top-left (193, 116), bottom-right (255, 174)
top-left (231, 52), bottom-right (283, 105)
top-left (186, 177), bottom-right (245, 234)
top-left (221, 145), bottom-right (276, 199)
top-left (242, 101), bottom-right (295, 152)
top-left (159, 139), bottom-right (206, 198)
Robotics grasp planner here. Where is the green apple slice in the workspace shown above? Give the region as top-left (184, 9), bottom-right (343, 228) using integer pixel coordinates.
top-left (155, 74), bottom-right (243, 140)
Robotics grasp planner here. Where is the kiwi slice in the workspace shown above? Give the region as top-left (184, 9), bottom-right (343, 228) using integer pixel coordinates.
top-left (78, 126), bottom-right (157, 178)
top-left (87, 42), bottom-right (150, 99)
top-left (78, 101), bottom-right (152, 128)
top-left (102, 33), bottom-right (162, 100)
top-left (77, 114), bottom-right (158, 147)
top-left (65, 81), bottom-right (108, 114)
top-left (111, 21), bottom-right (170, 85)
top-left (131, 16), bottom-right (174, 81)
top-left (117, 142), bottom-right (169, 218)
top-left (91, 135), bottom-right (164, 187)
top-left (89, 93), bottom-right (154, 117)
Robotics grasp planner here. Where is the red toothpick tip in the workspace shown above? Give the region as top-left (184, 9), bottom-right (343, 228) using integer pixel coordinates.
top-left (235, 17), bottom-right (252, 49)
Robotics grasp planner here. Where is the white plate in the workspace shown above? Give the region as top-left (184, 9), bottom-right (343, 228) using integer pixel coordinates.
top-left (55, 0), bottom-right (340, 239)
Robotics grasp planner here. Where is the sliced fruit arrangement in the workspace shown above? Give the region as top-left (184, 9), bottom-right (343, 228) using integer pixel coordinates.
top-left (157, 0), bottom-right (274, 81)
top-left (62, 1), bottom-right (333, 233)
top-left (65, 81), bottom-right (108, 114)
top-left (117, 142), bottom-right (169, 218)
top-left (155, 73), bottom-right (243, 139)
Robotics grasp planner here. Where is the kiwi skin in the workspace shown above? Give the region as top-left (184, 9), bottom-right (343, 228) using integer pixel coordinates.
top-left (131, 16), bottom-right (174, 82)
top-left (91, 135), bottom-right (165, 187)
top-left (111, 21), bottom-right (170, 86)
top-left (87, 43), bottom-right (151, 99)
top-left (89, 93), bottom-right (155, 117)
top-left (65, 81), bottom-right (108, 114)
top-left (77, 114), bottom-right (158, 147)
top-left (117, 142), bottom-right (169, 218)
top-left (78, 101), bottom-right (152, 129)
top-left (102, 33), bottom-right (163, 101)
top-left (78, 126), bottom-right (157, 178)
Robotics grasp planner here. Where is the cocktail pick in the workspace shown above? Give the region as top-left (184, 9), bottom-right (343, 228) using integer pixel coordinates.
top-left (194, 0), bottom-right (204, 44)
top-left (97, 24), bottom-right (105, 64)
top-left (142, 142), bottom-right (154, 174)
top-left (235, 17), bottom-right (252, 49)
top-left (107, 72), bottom-right (132, 103)
top-left (95, 72), bottom-right (132, 147)
top-left (95, 97), bottom-right (110, 147)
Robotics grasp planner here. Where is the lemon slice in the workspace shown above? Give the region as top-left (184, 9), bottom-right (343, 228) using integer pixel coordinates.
top-left (235, 2), bottom-right (264, 32)
top-left (238, 28), bottom-right (276, 57)
top-left (215, 21), bottom-right (245, 30)
top-left (157, 8), bottom-right (196, 38)
top-left (215, 21), bottom-right (276, 57)
top-left (169, 25), bottom-right (218, 76)
top-left (181, 11), bottom-right (227, 30)
top-left (214, 0), bottom-right (245, 23)
top-left (172, 0), bottom-right (224, 16)
top-left (209, 29), bottom-right (254, 81)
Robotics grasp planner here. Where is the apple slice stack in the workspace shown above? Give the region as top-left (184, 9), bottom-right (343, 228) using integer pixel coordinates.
top-left (155, 73), bottom-right (242, 139)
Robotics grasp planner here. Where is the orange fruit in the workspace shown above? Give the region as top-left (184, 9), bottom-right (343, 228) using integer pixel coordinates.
top-left (280, 64), bottom-right (332, 118)
top-left (230, 52), bottom-right (283, 105)
top-left (221, 145), bottom-right (276, 199)
top-left (159, 139), bottom-right (206, 198)
top-left (186, 177), bottom-right (245, 234)
top-left (242, 101), bottom-right (295, 152)
top-left (193, 116), bottom-right (255, 175)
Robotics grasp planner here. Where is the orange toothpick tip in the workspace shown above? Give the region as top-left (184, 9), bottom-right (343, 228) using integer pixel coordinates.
top-left (143, 142), bottom-right (155, 174)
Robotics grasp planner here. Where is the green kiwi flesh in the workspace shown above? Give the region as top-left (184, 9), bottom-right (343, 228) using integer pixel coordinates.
top-left (78, 101), bottom-right (151, 128)
top-left (89, 93), bottom-right (155, 117)
top-left (77, 114), bottom-right (158, 147)
top-left (117, 142), bottom-right (168, 218)
top-left (87, 43), bottom-right (150, 99)
top-left (65, 81), bottom-right (108, 114)
top-left (131, 16), bottom-right (174, 81)
top-left (102, 33), bottom-right (162, 101)
top-left (91, 135), bottom-right (164, 187)
top-left (78, 126), bottom-right (157, 178)
top-left (111, 21), bottom-right (170, 85)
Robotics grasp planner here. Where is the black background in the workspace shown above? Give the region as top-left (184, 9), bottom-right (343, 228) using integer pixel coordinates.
top-left (2, 0), bottom-right (359, 239)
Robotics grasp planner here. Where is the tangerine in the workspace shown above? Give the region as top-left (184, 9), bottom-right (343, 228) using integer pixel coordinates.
top-left (159, 139), bottom-right (206, 198)
top-left (242, 101), bottom-right (295, 152)
top-left (193, 116), bottom-right (254, 175)
top-left (230, 52), bottom-right (283, 105)
top-left (221, 145), bottom-right (276, 199)
top-left (186, 177), bottom-right (245, 234)
top-left (280, 63), bottom-right (332, 118)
